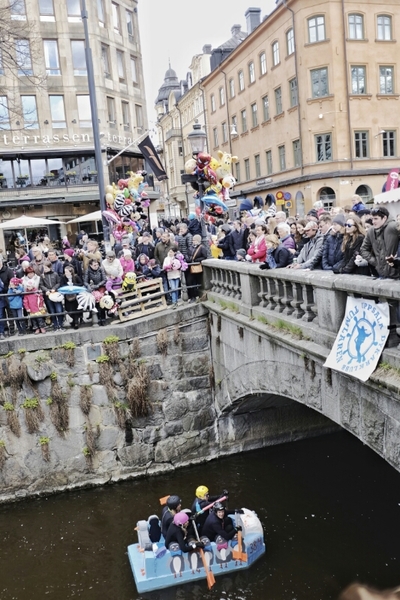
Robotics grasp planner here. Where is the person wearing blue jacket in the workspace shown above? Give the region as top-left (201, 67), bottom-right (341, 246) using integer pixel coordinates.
top-left (322, 214), bottom-right (345, 270)
top-left (7, 277), bottom-right (26, 335)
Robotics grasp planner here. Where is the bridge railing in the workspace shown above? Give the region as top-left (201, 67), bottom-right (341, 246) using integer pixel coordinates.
top-left (202, 259), bottom-right (400, 349)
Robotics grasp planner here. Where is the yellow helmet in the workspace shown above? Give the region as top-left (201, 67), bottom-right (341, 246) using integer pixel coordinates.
top-left (196, 485), bottom-right (209, 499)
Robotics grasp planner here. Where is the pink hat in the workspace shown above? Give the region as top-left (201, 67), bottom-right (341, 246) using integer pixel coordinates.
top-left (64, 249), bottom-right (75, 257)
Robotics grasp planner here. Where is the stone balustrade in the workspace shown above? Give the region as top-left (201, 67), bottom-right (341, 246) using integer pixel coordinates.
top-left (203, 259), bottom-right (400, 349)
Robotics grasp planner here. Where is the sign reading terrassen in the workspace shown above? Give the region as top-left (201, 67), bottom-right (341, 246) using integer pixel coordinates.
top-left (2, 132), bottom-right (137, 147)
top-left (324, 297), bottom-right (389, 382)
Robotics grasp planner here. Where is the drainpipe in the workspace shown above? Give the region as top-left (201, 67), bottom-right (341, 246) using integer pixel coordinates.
top-left (157, 122), bottom-right (170, 218)
top-left (283, 0), bottom-right (304, 176)
top-left (341, 0), bottom-right (354, 170)
top-left (221, 70), bottom-right (233, 154)
top-left (175, 103), bottom-right (189, 214)
top-left (199, 82), bottom-right (209, 152)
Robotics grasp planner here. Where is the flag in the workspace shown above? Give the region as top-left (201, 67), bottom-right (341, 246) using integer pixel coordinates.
top-left (138, 136), bottom-right (168, 181)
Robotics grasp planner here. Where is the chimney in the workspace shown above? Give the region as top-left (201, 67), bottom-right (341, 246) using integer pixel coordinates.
top-left (231, 24), bottom-right (242, 38)
top-left (202, 44), bottom-right (212, 54)
top-left (245, 7), bottom-right (261, 33)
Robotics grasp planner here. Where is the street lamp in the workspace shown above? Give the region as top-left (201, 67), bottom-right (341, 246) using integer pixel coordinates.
top-left (187, 122), bottom-right (207, 156)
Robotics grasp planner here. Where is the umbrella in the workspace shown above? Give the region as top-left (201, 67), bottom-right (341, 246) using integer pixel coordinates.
top-left (58, 285), bottom-right (87, 295)
top-left (67, 210), bottom-right (102, 224)
top-left (0, 215), bottom-right (61, 252)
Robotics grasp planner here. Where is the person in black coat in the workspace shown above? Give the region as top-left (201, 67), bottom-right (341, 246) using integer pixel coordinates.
top-left (59, 265), bottom-right (83, 329)
top-left (186, 236), bottom-right (208, 302)
top-left (333, 215), bottom-right (370, 276)
top-left (202, 502), bottom-right (241, 542)
top-left (164, 512), bottom-right (203, 552)
top-left (231, 221), bottom-right (248, 251)
top-left (260, 234), bottom-right (293, 269)
top-left (217, 225), bottom-right (236, 260)
top-left (322, 215), bottom-right (345, 270)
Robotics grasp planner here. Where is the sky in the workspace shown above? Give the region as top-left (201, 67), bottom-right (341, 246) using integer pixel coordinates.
top-left (138, 0), bottom-right (278, 135)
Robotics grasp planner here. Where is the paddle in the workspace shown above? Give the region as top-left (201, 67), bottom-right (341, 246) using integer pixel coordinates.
top-left (159, 493), bottom-right (227, 511)
top-left (191, 519), bottom-right (216, 590)
top-left (232, 511), bottom-right (248, 562)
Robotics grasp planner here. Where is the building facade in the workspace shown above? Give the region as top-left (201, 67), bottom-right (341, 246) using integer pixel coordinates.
top-left (0, 0), bottom-right (149, 246)
top-left (202, 0), bottom-right (400, 214)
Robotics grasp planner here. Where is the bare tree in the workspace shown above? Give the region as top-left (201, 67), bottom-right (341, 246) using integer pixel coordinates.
top-left (0, 0), bottom-right (46, 128)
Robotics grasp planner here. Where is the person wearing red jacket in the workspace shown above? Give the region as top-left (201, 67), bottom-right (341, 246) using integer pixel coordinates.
top-left (247, 224), bottom-right (267, 263)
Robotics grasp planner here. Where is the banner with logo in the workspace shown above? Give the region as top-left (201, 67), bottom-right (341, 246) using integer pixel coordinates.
top-left (385, 168), bottom-right (400, 191)
top-left (324, 297), bottom-right (390, 382)
top-left (138, 136), bottom-right (168, 181)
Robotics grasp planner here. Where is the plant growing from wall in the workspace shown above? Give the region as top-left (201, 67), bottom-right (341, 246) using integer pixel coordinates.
top-left (3, 401), bottom-right (20, 437)
top-left (156, 328), bottom-right (168, 356)
top-left (49, 378), bottom-right (69, 436)
top-left (83, 421), bottom-right (100, 466)
top-left (21, 397), bottom-right (44, 434)
top-left (129, 338), bottom-right (140, 360)
top-left (173, 325), bottom-right (181, 345)
top-left (87, 363), bottom-right (94, 381)
top-left (96, 355), bottom-right (116, 401)
top-left (102, 336), bottom-right (120, 365)
top-left (126, 362), bottom-right (151, 417)
top-left (39, 436), bottom-right (50, 462)
top-left (80, 385), bottom-right (93, 416)
top-left (67, 373), bottom-right (75, 388)
top-left (61, 342), bottom-right (76, 368)
top-left (113, 401), bottom-right (130, 429)
top-left (0, 440), bottom-right (6, 470)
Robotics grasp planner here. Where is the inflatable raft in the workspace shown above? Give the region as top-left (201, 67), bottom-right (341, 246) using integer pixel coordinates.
top-left (127, 508), bottom-right (265, 593)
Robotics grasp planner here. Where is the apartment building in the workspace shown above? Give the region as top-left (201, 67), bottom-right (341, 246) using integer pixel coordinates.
top-left (0, 0), bottom-right (148, 242)
top-left (187, 0), bottom-right (400, 215)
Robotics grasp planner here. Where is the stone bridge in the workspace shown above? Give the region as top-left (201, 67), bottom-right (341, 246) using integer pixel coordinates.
top-left (203, 260), bottom-right (400, 474)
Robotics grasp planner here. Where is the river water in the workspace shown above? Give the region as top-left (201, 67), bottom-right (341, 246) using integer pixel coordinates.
top-left (0, 431), bottom-right (399, 600)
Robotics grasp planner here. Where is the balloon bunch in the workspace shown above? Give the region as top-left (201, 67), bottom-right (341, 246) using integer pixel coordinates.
top-left (102, 170), bottom-right (150, 241)
top-left (184, 150), bottom-right (239, 218)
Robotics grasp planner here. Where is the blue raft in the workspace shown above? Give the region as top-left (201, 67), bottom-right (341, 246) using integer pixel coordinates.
top-left (127, 508), bottom-right (266, 593)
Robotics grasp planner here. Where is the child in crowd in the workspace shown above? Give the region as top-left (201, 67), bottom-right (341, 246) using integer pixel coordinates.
top-left (7, 277), bottom-right (26, 335)
top-left (163, 249), bottom-right (182, 308)
top-left (22, 267), bottom-right (46, 334)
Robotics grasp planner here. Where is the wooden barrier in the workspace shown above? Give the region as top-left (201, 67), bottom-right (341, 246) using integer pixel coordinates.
top-left (118, 278), bottom-right (167, 322)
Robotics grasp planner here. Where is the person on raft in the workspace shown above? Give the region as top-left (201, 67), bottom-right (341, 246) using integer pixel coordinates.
top-left (202, 501), bottom-right (243, 542)
top-left (191, 485), bottom-right (228, 534)
top-left (164, 512), bottom-right (204, 553)
top-left (161, 495), bottom-right (182, 538)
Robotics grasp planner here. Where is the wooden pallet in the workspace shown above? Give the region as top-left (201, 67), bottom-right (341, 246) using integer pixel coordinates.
top-left (118, 278), bottom-right (167, 322)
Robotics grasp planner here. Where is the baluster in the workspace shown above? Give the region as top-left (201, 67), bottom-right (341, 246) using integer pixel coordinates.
top-left (281, 280), bottom-right (294, 315)
top-left (232, 271), bottom-right (242, 300)
top-left (290, 281), bottom-right (305, 318)
top-left (276, 279), bottom-right (285, 313)
top-left (301, 283), bottom-right (317, 321)
top-left (258, 276), bottom-right (268, 307)
top-left (266, 277), bottom-right (277, 311)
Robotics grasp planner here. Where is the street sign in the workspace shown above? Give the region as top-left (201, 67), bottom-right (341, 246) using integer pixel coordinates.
top-left (285, 200), bottom-right (292, 209)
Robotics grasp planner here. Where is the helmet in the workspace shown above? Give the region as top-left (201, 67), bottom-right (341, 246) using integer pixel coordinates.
top-left (195, 485), bottom-right (209, 500)
top-left (213, 501), bottom-right (224, 512)
top-left (167, 495), bottom-right (182, 511)
top-left (173, 512), bottom-right (189, 527)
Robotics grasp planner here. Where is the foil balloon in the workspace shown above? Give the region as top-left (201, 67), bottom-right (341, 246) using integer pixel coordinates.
top-left (77, 291), bottom-right (97, 312)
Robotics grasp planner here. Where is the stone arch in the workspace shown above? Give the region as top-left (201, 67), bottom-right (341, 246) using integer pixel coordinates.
top-left (318, 186), bottom-right (336, 209)
top-left (295, 190), bottom-right (304, 216)
top-left (355, 184), bottom-right (373, 202)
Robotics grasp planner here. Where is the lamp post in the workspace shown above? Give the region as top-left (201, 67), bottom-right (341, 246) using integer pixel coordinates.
top-left (81, 0), bottom-right (109, 244)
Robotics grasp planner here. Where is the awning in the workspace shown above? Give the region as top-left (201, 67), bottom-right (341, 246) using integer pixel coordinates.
top-left (374, 188), bottom-right (400, 204)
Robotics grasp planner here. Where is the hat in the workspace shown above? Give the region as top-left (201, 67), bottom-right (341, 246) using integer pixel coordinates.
top-left (193, 235), bottom-right (201, 243)
top-left (10, 277), bottom-right (21, 286)
top-left (221, 224), bottom-right (231, 233)
top-left (106, 250), bottom-right (115, 258)
top-left (64, 249), bottom-right (74, 257)
top-left (142, 231), bottom-right (151, 238)
top-left (123, 249), bottom-right (132, 256)
top-left (332, 214), bottom-right (346, 226)
top-left (371, 206), bottom-right (389, 218)
top-left (236, 249), bottom-right (246, 258)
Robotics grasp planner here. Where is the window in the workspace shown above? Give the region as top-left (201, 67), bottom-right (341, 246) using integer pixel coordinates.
top-left (354, 131), bottom-right (369, 158)
top-left (293, 139), bottom-right (301, 167)
top-left (112, 2), bottom-right (120, 33)
top-left (266, 150), bottom-right (273, 175)
top-left (135, 104), bottom-right (143, 133)
top-left (121, 101), bottom-right (130, 129)
top-left (275, 87), bottom-right (283, 115)
top-left (315, 133), bottom-right (332, 162)
top-left (311, 67), bottom-right (328, 98)
top-left (289, 78), bottom-right (298, 107)
top-left (348, 14), bottom-right (364, 40)
top-left (287, 28), bottom-right (294, 55)
top-left (351, 66), bottom-right (366, 94)
top-left (21, 95), bottom-right (38, 129)
top-left (231, 115), bottom-right (237, 135)
top-left (77, 95), bottom-right (92, 127)
top-left (0, 96), bottom-right (10, 128)
top-left (15, 39), bottom-right (33, 76)
top-left (101, 45), bottom-right (111, 78)
top-left (380, 66), bottom-right (394, 94)
top-left (210, 94), bottom-right (216, 112)
top-left (67, 0), bottom-right (80, 17)
top-left (235, 161), bottom-right (241, 183)
top-left (248, 61), bottom-right (255, 83)
top-left (241, 109), bottom-right (247, 133)
top-left (49, 95), bottom-right (66, 128)
top-left (244, 158), bottom-right (250, 181)
top-left (377, 15), bottom-right (392, 41)
top-left (39, 0), bottom-right (54, 16)
top-left (213, 127), bottom-right (218, 147)
top-left (255, 154), bottom-right (261, 178)
top-left (238, 70), bottom-right (244, 91)
top-left (44, 40), bottom-right (61, 75)
top-left (279, 145), bottom-right (286, 171)
top-left (222, 121), bottom-right (227, 143)
top-left (126, 10), bottom-right (134, 39)
top-left (219, 87), bottom-right (225, 106)
top-left (262, 95), bottom-right (270, 121)
top-left (259, 52), bottom-right (266, 75)
top-left (383, 131), bottom-right (396, 157)
top-left (130, 56), bottom-right (137, 83)
top-left (251, 102), bottom-right (258, 127)
top-left (116, 50), bottom-right (125, 83)
top-left (272, 41), bottom-right (280, 66)
top-left (308, 15), bottom-right (326, 43)
top-left (71, 41), bottom-right (86, 76)
top-left (229, 78), bottom-right (235, 98)
top-left (97, 0), bottom-right (105, 23)
top-left (107, 96), bottom-right (116, 127)
top-left (10, 0), bottom-right (26, 19)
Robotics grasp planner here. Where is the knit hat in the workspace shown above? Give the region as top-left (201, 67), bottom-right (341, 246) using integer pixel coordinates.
top-left (64, 249), bottom-right (75, 257)
top-left (332, 214), bottom-right (346, 226)
top-left (236, 249), bottom-right (246, 258)
top-left (193, 235), bottom-right (201, 243)
top-left (10, 277), bottom-right (21, 285)
top-left (123, 249), bottom-right (132, 257)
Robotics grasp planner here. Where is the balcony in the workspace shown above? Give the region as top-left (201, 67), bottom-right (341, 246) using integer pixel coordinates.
top-left (165, 128), bottom-right (181, 141)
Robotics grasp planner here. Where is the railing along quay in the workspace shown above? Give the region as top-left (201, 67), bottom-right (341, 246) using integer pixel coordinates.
top-left (202, 259), bottom-right (400, 350)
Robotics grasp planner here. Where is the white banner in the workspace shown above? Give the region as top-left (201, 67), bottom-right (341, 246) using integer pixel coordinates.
top-left (324, 297), bottom-right (390, 382)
